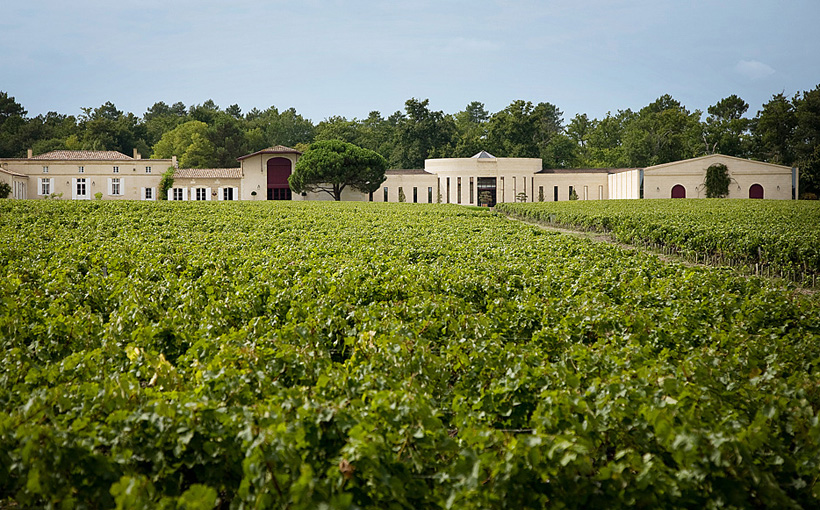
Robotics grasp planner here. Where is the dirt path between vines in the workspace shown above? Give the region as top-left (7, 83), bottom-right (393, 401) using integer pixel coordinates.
top-left (502, 213), bottom-right (817, 296)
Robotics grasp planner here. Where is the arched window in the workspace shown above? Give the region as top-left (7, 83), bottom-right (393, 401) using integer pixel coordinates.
top-left (671, 184), bottom-right (686, 198)
top-left (749, 184), bottom-right (764, 199)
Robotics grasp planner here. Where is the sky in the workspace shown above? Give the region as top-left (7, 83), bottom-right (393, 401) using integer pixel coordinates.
top-left (2, 0), bottom-right (819, 124)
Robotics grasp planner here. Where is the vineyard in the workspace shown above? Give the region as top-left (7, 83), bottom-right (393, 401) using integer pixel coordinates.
top-left (496, 199), bottom-right (820, 287)
top-left (1, 200), bottom-right (819, 509)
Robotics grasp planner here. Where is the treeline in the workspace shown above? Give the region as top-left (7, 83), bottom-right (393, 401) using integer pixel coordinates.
top-left (1, 87), bottom-right (818, 194)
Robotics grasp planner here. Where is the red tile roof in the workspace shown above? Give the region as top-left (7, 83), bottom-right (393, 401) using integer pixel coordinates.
top-left (237, 145), bottom-right (302, 161)
top-left (173, 168), bottom-right (243, 179)
top-left (31, 150), bottom-right (134, 161)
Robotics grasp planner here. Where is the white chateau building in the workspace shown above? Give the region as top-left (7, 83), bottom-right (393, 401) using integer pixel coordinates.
top-left (0, 147), bottom-right (799, 202)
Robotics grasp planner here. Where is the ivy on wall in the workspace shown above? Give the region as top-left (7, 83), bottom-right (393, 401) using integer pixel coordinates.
top-left (705, 163), bottom-right (730, 198)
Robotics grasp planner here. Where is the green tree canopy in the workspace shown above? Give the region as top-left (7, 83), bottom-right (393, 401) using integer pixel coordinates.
top-left (152, 120), bottom-right (217, 168)
top-left (485, 100), bottom-right (564, 161)
top-left (702, 95), bottom-right (752, 157)
top-left (0, 92), bottom-right (27, 126)
top-left (622, 95), bottom-right (703, 166)
top-left (791, 85), bottom-right (820, 195)
top-left (390, 98), bottom-right (456, 168)
top-left (753, 92), bottom-right (796, 165)
top-left (289, 140), bottom-right (387, 201)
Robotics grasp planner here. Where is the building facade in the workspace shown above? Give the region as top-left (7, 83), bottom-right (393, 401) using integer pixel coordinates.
top-left (0, 148), bottom-right (798, 202)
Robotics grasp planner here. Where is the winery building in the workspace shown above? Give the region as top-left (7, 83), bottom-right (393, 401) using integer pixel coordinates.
top-left (0, 147), bottom-right (798, 202)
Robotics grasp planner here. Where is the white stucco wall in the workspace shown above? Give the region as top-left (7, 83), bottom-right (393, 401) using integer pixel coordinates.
top-left (643, 155), bottom-right (796, 200)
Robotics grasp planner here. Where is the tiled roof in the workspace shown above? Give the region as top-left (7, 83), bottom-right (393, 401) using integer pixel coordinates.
top-left (237, 145), bottom-right (302, 161)
top-left (174, 168), bottom-right (243, 179)
top-left (31, 150), bottom-right (134, 161)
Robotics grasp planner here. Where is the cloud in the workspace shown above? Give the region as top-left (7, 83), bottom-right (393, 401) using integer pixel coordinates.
top-left (735, 60), bottom-right (775, 80)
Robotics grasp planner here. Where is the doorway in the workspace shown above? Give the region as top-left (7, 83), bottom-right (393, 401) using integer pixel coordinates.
top-left (477, 177), bottom-right (497, 207)
top-left (267, 157), bottom-right (292, 200)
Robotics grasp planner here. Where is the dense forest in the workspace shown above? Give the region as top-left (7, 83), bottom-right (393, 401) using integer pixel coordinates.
top-left (1, 87), bottom-right (818, 195)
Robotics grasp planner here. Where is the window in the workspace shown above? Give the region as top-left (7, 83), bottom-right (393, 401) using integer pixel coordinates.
top-left (40, 178), bottom-right (51, 195)
top-left (145, 166), bottom-right (152, 174)
top-left (78, 166), bottom-right (84, 173)
top-left (428, 186), bottom-right (433, 203)
top-left (538, 186), bottom-right (544, 202)
top-left (222, 187), bottom-right (234, 201)
top-left (195, 188), bottom-right (208, 201)
top-left (144, 188), bottom-right (153, 200)
top-left (111, 178), bottom-right (121, 196)
top-left (554, 186), bottom-right (558, 201)
top-left (413, 187), bottom-right (418, 203)
top-left (113, 166), bottom-right (119, 174)
top-left (457, 177), bottom-right (461, 204)
top-left (469, 177), bottom-right (474, 204)
top-left (42, 166), bottom-right (48, 174)
top-left (446, 178), bottom-right (450, 203)
top-left (76, 178), bottom-right (87, 197)
top-left (172, 188), bottom-right (184, 201)
top-left (383, 187), bottom-right (388, 202)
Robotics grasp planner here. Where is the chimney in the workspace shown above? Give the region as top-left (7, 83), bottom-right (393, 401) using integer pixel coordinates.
top-left (27, 149), bottom-right (33, 159)
top-left (172, 155), bottom-right (178, 168)
top-left (133, 148), bottom-right (141, 159)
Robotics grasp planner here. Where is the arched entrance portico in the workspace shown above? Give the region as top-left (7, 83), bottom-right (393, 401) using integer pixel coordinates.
top-left (267, 157), bottom-right (292, 200)
top-left (671, 184), bottom-right (686, 198)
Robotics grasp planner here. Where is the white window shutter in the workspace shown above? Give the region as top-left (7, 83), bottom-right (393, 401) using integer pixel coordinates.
top-left (141, 187), bottom-right (146, 200)
top-left (71, 178), bottom-right (77, 199)
top-left (37, 178), bottom-right (44, 195)
top-left (107, 178), bottom-right (113, 196)
top-left (232, 187), bottom-right (239, 200)
top-left (182, 188), bottom-right (188, 201)
top-left (119, 178), bottom-right (124, 195)
top-left (49, 178), bottom-right (54, 195)
top-left (217, 187), bottom-right (224, 201)
top-left (205, 187), bottom-right (211, 201)
top-left (151, 187), bottom-right (157, 201)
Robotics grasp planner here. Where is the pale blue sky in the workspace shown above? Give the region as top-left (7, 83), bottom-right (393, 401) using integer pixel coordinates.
top-left (2, 0), bottom-right (818, 123)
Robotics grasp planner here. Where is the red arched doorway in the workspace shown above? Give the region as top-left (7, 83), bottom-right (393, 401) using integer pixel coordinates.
top-left (671, 184), bottom-right (686, 198)
top-left (267, 157), bottom-right (292, 200)
top-left (749, 184), bottom-right (764, 199)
